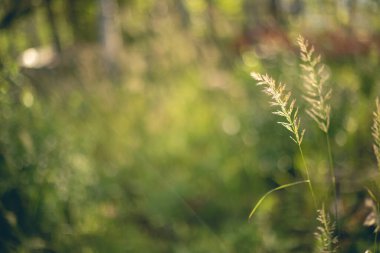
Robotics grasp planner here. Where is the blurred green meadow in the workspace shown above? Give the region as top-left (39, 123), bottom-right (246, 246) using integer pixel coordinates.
top-left (1, 0), bottom-right (380, 252)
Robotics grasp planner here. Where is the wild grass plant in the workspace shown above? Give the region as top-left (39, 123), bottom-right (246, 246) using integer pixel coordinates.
top-left (249, 72), bottom-right (316, 215)
top-left (297, 36), bottom-right (338, 223)
top-left (249, 36), bottom-right (329, 218)
top-left (363, 98), bottom-right (380, 253)
top-left (249, 36), bottom-right (380, 252)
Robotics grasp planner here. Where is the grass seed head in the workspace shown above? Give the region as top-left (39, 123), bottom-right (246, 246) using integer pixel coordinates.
top-left (297, 35), bottom-right (331, 133)
top-left (251, 72), bottom-right (305, 145)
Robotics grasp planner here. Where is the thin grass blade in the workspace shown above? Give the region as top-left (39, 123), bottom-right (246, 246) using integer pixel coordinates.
top-left (248, 180), bottom-right (310, 220)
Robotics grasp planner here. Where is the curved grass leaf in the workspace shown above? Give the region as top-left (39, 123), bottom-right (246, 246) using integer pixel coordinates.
top-left (249, 180), bottom-right (310, 220)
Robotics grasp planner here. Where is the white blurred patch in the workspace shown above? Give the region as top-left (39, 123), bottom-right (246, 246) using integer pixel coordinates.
top-left (19, 47), bottom-right (57, 69)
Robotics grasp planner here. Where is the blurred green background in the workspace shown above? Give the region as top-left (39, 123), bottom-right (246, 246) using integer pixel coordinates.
top-left (1, 0), bottom-right (380, 252)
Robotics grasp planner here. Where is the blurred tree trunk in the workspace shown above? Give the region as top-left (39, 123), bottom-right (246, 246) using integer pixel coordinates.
top-left (44, 0), bottom-right (61, 53)
top-left (66, 0), bottom-right (80, 42)
top-left (174, 0), bottom-right (190, 29)
top-left (289, 0), bottom-right (304, 17)
top-left (269, 0), bottom-right (284, 25)
top-left (205, 0), bottom-right (217, 40)
top-left (243, 0), bottom-right (259, 27)
top-left (347, 0), bottom-right (357, 33)
top-left (98, 0), bottom-right (123, 77)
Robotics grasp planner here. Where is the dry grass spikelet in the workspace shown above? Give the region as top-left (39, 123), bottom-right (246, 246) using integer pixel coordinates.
top-left (372, 98), bottom-right (380, 170)
top-left (297, 35), bottom-right (332, 133)
top-left (315, 205), bottom-right (338, 253)
top-left (251, 72), bottom-right (305, 145)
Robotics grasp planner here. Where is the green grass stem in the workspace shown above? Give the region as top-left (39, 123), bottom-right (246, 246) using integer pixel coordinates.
top-left (298, 144), bottom-right (318, 209)
top-left (326, 133), bottom-right (339, 228)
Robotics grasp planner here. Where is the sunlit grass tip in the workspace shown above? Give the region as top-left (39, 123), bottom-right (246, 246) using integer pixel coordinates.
top-left (297, 35), bottom-right (331, 133)
top-left (250, 72), bottom-right (305, 145)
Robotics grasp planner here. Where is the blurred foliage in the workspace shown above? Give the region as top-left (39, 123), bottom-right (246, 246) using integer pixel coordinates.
top-left (1, 0), bottom-right (380, 252)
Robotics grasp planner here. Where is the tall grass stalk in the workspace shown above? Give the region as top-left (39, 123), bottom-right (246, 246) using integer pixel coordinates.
top-left (250, 36), bottom-right (380, 252)
top-left (298, 144), bottom-right (317, 208)
top-left (251, 72), bottom-right (317, 210)
top-left (297, 35), bottom-right (337, 221)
